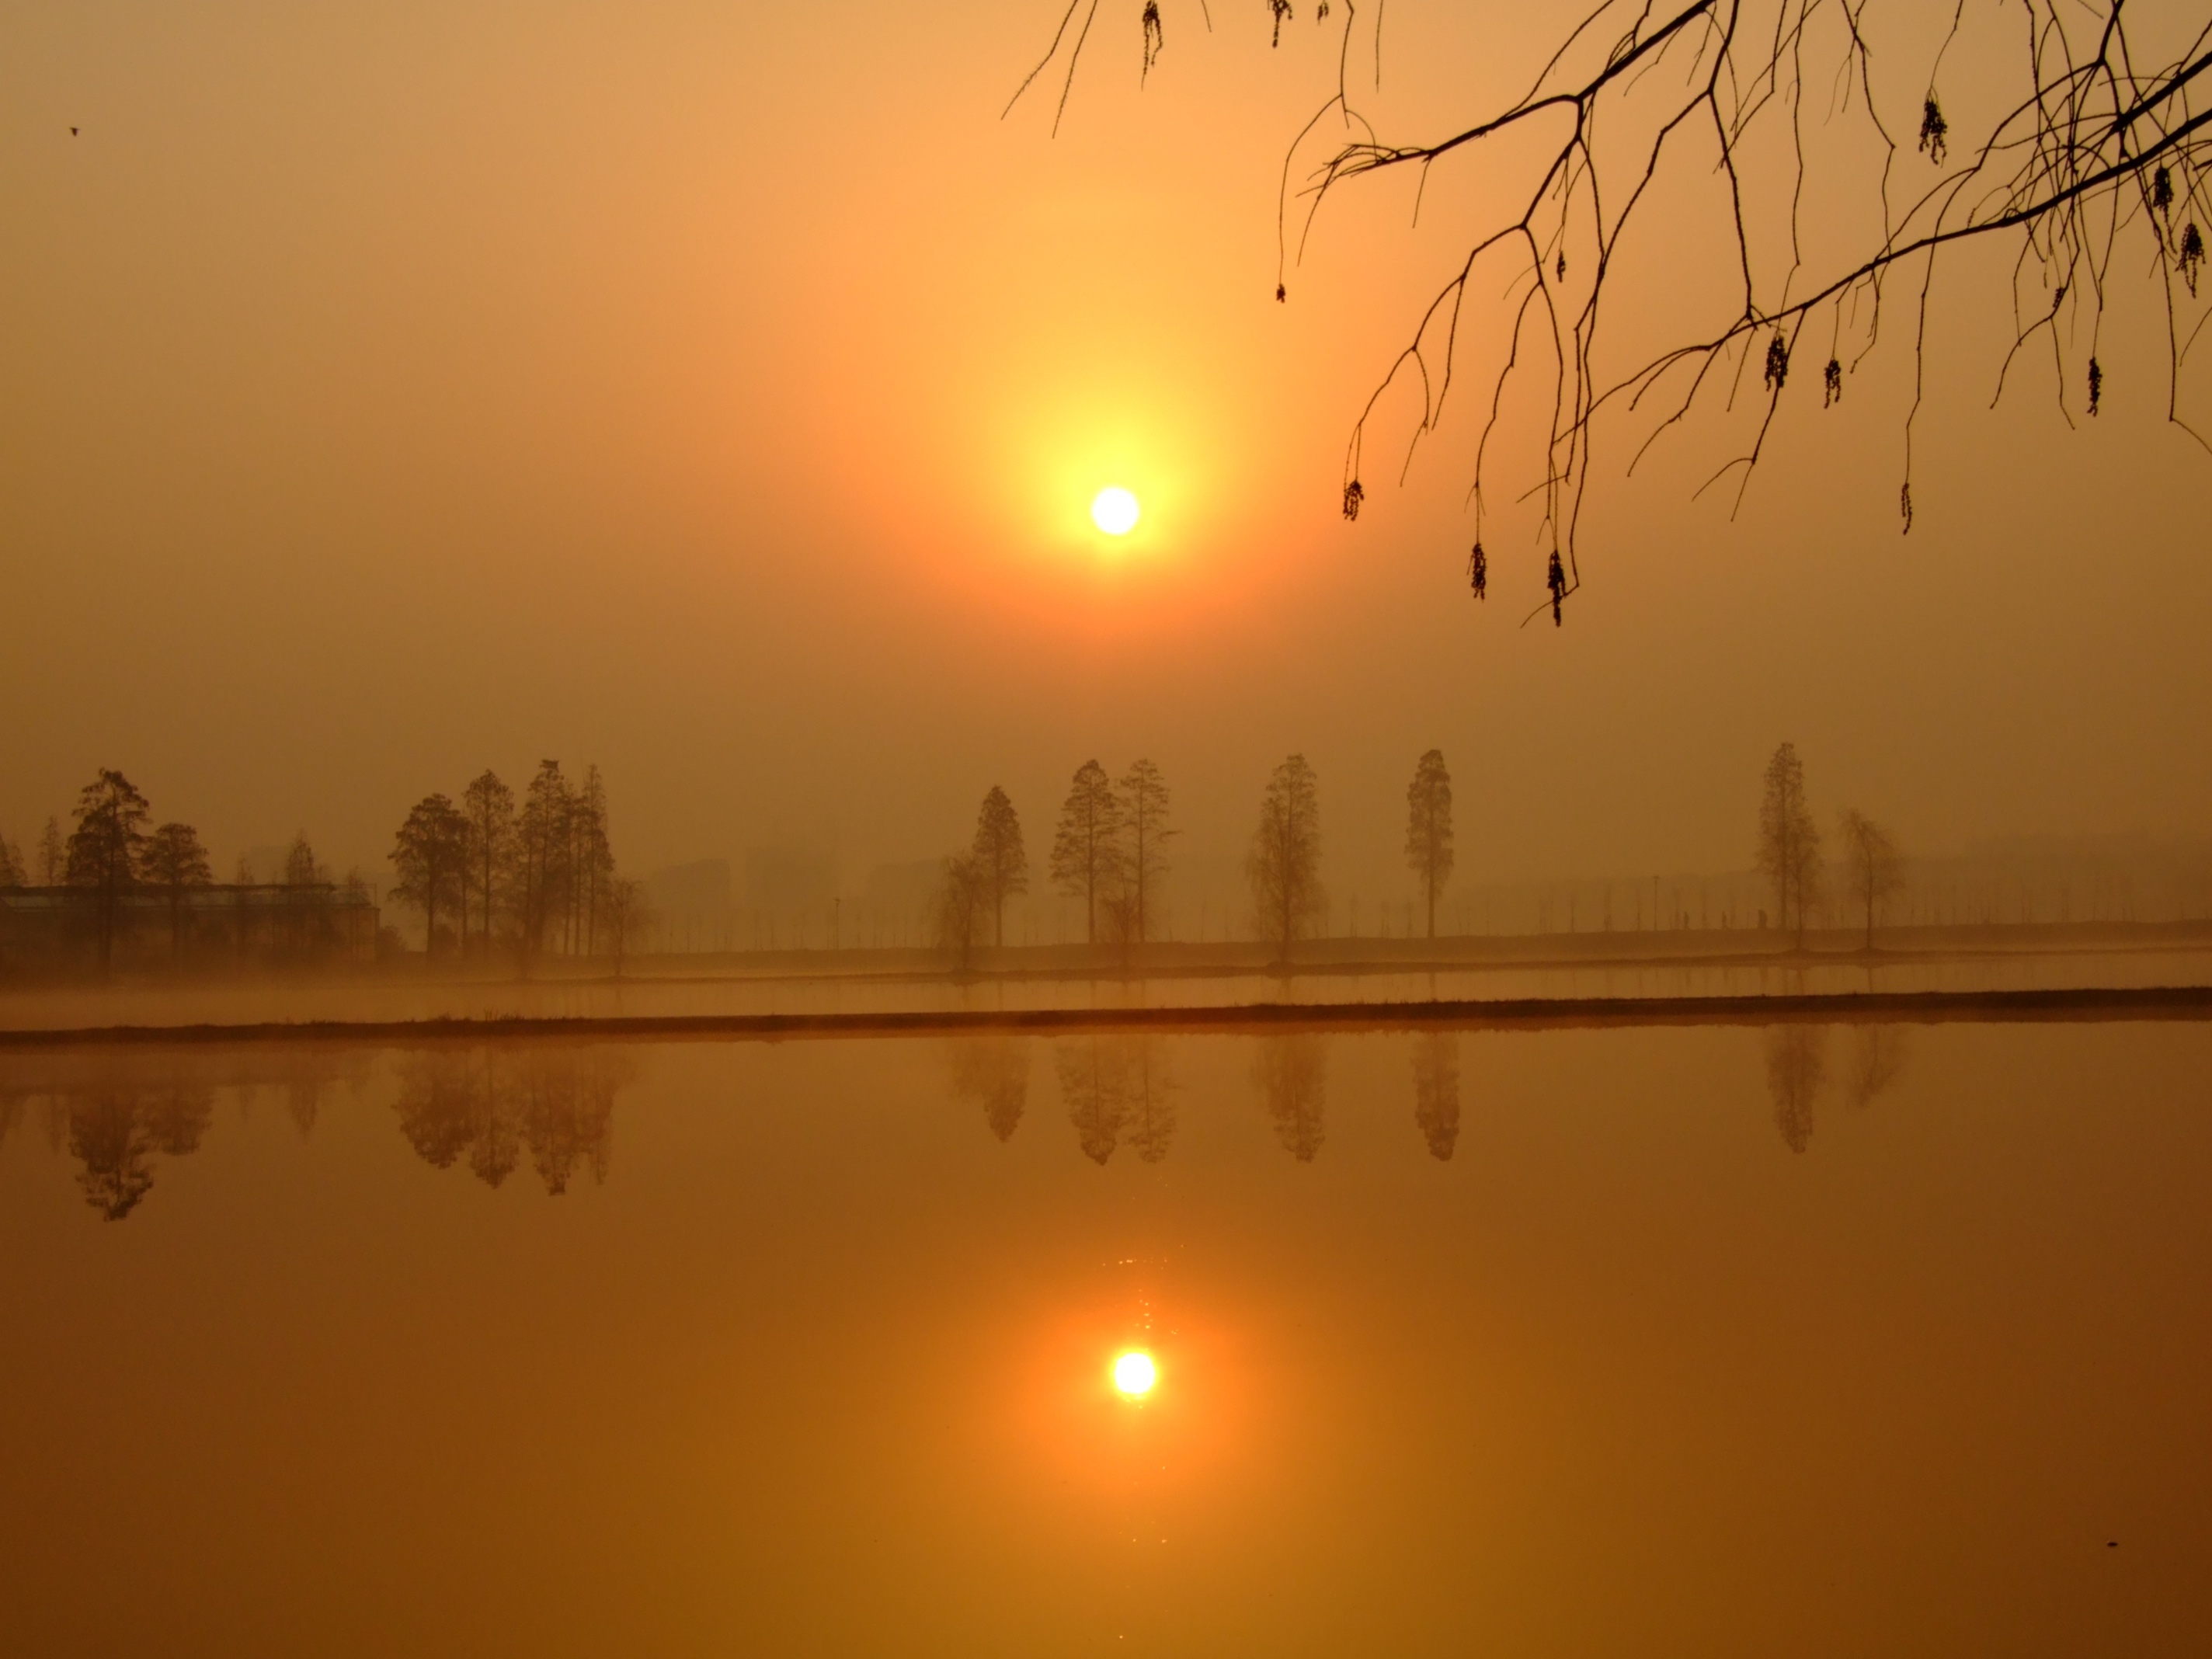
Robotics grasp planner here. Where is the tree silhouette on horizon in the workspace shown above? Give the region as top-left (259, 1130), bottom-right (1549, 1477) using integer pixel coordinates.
top-left (1247, 754), bottom-right (1327, 967)
top-left (65, 770), bottom-right (151, 973)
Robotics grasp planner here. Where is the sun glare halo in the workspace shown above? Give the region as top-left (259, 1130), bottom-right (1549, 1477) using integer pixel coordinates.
top-left (1090, 486), bottom-right (1140, 536)
top-left (1113, 1351), bottom-right (1157, 1396)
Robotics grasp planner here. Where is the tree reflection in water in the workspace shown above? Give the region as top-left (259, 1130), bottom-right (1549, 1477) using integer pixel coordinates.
top-left (1842, 1024), bottom-right (1910, 1111)
top-left (948, 1036), bottom-right (1030, 1143)
top-left (1057, 1038), bottom-right (1123, 1165)
top-left (66, 1087), bottom-right (215, 1219)
top-left (1122, 1038), bottom-right (1175, 1165)
top-left (391, 1046), bottom-right (635, 1195)
top-left (1762, 1022), bottom-right (1913, 1153)
top-left (1053, 1036), bottom-right (1177, 1166)
top-left (1763, 1024), bottom-right (1829, 1153)
top-left (1411, 1031), bottom-right (1461, 1161)
top-left (1254, 1034), bottom-right (1327, 1163)
top-left (0, 1049), bottom-right (372, 1221)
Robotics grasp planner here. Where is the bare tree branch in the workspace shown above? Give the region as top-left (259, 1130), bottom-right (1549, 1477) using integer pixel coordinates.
top-left (1011, 1), bottom-right (2212, 621)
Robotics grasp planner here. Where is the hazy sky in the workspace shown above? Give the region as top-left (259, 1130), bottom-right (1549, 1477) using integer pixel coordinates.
top-left (5, 1), bottom-right (2209, 899)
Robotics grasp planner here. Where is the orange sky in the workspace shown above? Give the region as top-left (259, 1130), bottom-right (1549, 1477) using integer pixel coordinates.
top-left (4, 1), bottom-right (2210, 899)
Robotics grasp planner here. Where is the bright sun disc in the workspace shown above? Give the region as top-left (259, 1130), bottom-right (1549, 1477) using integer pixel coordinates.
top-left (1090, 486), bottom-right (1140, 536)
top-left (1113, 1351), bottom-right (1157, 1396)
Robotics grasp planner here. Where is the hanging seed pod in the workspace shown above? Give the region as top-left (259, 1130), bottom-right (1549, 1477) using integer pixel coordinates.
top-left (1823, 357), bottom-right (1843, 407)
top-left (2154, 165), bottom-right (2175, 212)
top-left (1918, 95), bottom-right (1948, 165)
top-left (1556, 251), bottom-right (1567, 280)
top-left (1275, 282), bottom-right (1288, 303)
top-left (1468, 542), bottom-right (1487, 601)
top-left (1270, 0), bottom-right (1292, 47)
top-left (2088, 357), bottom-right (2103, 416)
top-left (1899, 482), bottom-right (1914, 534)
top-left (2182, 223), bottom-right (2205, 297)
top-left (1762, 332), bottom-right (1789, 392)
top-left (1142, 2), bottom-right (1163, 81)
top-left (1317, 0), bottom-right (1330, 17)
top-left (1546, 550), bottom-right (1566, 627)
top-left (1341, 479), bottom-right (1365, 521)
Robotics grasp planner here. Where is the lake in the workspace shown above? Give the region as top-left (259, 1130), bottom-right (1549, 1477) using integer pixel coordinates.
top-left (2, 1017), bottom-right (2206, 1654)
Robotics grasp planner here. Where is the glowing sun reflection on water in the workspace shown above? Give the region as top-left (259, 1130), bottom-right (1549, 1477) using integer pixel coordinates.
top-left (1113, 1351), bottom-right (1157, 1396)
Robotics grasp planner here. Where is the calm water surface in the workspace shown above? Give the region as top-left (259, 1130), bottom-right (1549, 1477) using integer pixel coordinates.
top-left (2, 1021), bottom-right (2207, 1655)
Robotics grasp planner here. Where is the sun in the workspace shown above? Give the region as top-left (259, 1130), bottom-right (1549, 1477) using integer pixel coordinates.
top-left (1112, 1351), bottom-right (1157, 1396)
top-left (1090, 486), bottom-right (1141, 536)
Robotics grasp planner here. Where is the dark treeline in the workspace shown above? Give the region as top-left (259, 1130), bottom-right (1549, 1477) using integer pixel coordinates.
top-left (934, 750), bottom-right (1459, 970)
top-left (14, 744), bottom-right (2196, 982)
top-left (0, 769), bottom-right (371, 976)
top-left (388, 760), bottom-right (646, 969)
top-left (0, 760), bottom-right (647, 979)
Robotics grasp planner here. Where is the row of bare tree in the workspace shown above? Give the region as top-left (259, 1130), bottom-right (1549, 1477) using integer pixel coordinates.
top-left (935, 760), bottom-right (1179, 966)
top-left (934, 750), bottom-right (1460, 966)
top-left (1756, 743), bottom-right (1907, 950)
top-left (388, 761), bottom-right (646, 965)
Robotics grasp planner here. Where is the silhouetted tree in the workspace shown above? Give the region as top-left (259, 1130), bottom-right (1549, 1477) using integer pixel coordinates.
top-left (1019, 3), bottom-right (2212, 610)
top-left (280, 1054), bottom-right (328, 1139)
top-left (1764, 1024), bottom-right (1828, 1153)
top-left (1842, 1024), bottom-right (1908, 1111)
top-left (142, 1083), bottom-right (216, 1159)
top-left (279, 831), bottom-right (330, 960)
top-left (971, 785), bottom-right (1028, 947)
top-left (516, 1046), bottom-right (626, 1194)
top-left (66, 770), bottom-right (150, 972)
top-left (1247, 753), bottom-right (1326, 966)
top-left (37, 817), bottom-right (66, 885)
top-left (951, 1035), bottom-right (1031, 1142)
top-left (1052, 760), bottom-right (1123, 945)
top-left (283, 833), bottom-right (325, 886)
top-left (60, 1083), bottom-right (211, 1219)
top-left (68, 1092), bottom-right (156, 1219)
top-left (391, 794), bottom-right (468, 957)
top-left (1254, 1033), bottom-right (1327, 1162)
top-left (1756, 743), bottom-right (1823, 949)
top-left (935, 851), bottom-right (991, 973)
top-left (0, 834), bottom-right (26, 889)
top-left (576, 765), bottom-right (614, 955)
top-left (141, 822), bottom-right (213, 961)
top-left (1403, 749), bottom-right (1456, 940)
top-left (1122, 1035), bottom-right (1177, 1163)
top-left (1837, 808), bottom-right (1905, 951)
top-left (1412, 1031), bottom-right (1460, 1160)
top-left (468, 1069), bottom-right (524, 1188)
top-left (393, 1051), bottom-right (478, 1170)
top-left (1118, 759), bottom-right (1176, 946)
top-left (1059, 1037), bottom-right (1128, 1164)
top-left (600, 877), bottom-right (650, 977)
top-left (516, 761), bottom-right (573, 964)
top-left (393, 1047), bottom-right (625, 1193)
top-left (461, 770), bottom-right (515, 957)
top-left (1098, 883), bottom-right (1143, 968)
